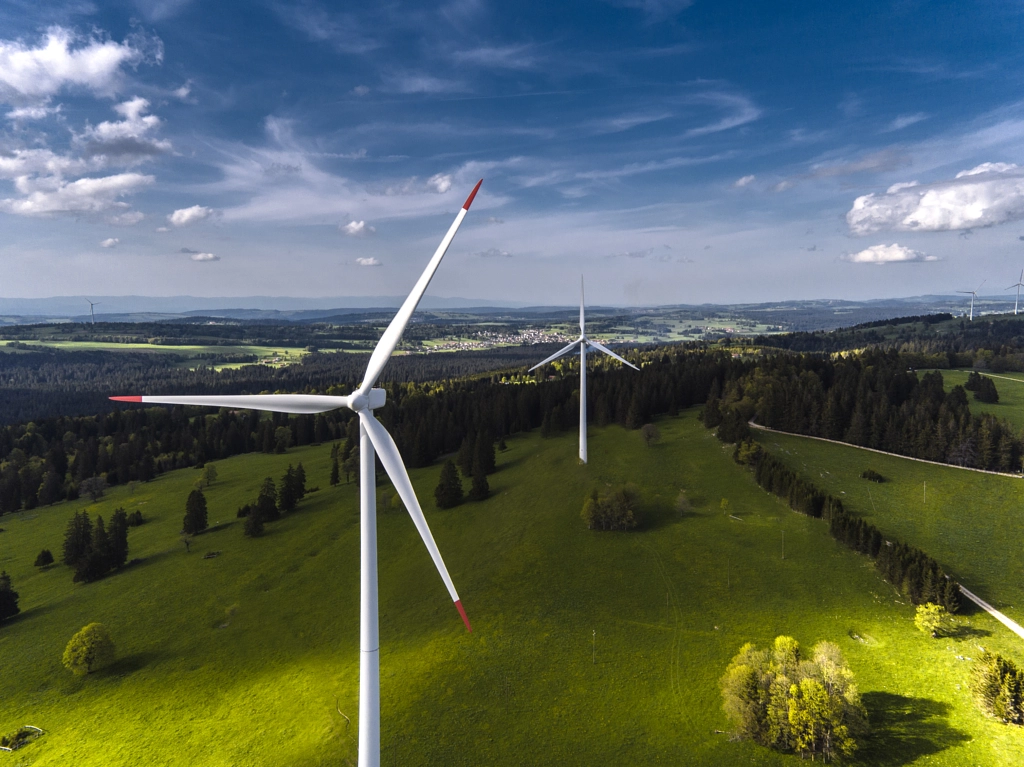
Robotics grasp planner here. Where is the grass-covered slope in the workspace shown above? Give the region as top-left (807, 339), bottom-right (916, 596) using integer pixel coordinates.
top-left (0, 412), bottom-right (1022, 765)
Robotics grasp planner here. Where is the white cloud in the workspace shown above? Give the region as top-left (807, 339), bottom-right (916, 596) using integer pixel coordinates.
top-left (734, 174), bottom-right (755, 188)
top-left (355, 257), bottom-right (381, 266)
top-left (843, 243), bottom-right (937, 264)
top-left (0, 26), bottom-right (155, 102)
top-left (606, 0), bottom-right (694, 21)
top-left (155, 226), bottom-right (169, 232)
top-left (76, 97), bottom-right (172, 160)
top-left (352, 85), bottom-right (370, 96)
top-left (486, 216), bottom-right (504, 224)
top-left (100, 237), bottom-right (119, 247)
top-left (173, 80), bottom-right (192, 100)
top-left (452, 45), bottom-right (538, 70)
top-left (168, 204), bottom-right (216, 226)
top-left (0, 148), bottom-right (96, 179)
top-left (427, 173), bottom-right (452, 193)
top-left (684, 93), bottom-right (761, 138)
top-left (385, 73), bottom-right (467, 94)
top-left (5, 104), bottom-right (61, 121)
top-left (0, 172), bottom-right (153, 217)
top-left (342, 220), bottom-right (375, 235)
top-left (847, 162), bottom-right (1024, 234)
top-left (134, 0), bottom-right (195, 21)
top-left (883, 113), bottom-right (928, 132)
top-left (190, 252), bottom-right (219, 261)
top-left (475, 247), bottom-right (511, 258)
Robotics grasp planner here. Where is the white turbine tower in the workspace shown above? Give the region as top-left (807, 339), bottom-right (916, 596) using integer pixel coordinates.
top-left (86, 299), bottom-right (101, 324)
top-left (110, 180), bottom-right (483, 767)
top-left (957, 280), bottom-right (985, 321)
top-left (529, 277), bottom-right (638, 464)
top-left (1006, 270), bottom-right (1024, 315)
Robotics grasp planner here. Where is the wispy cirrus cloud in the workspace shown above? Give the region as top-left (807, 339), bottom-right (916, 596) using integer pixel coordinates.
top-left (882, 113), bottom-right (928, 132)
top-left (683, 93), bottom-right (761, 138)
top-left (272, 1), bottom-right (379, 54)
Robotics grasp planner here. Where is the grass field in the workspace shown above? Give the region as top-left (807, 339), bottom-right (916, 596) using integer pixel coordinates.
top-left (928, 369), bottom-right (1024, 431)
top-left (0, 412), bottom-right (1022, 765)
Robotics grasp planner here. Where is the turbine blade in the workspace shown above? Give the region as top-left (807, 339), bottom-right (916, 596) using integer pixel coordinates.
top-left (359, 411), bottom-right (471, 632)
top-left (109, 394), bottom-right (350, 414)
top-left (528, 340), bottom-right (581, 372)
top-left (587, 339), bottom-right (639, 371)
top-left (359, 180), bottom-right (483, 392)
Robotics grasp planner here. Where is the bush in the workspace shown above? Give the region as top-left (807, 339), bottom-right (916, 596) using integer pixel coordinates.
top-left (127, 510), bottom-right (144, 527)
top-left (860, 469), bottom-right (885, 483)
top-left (62, 623), bottom-right (115, 675)
top-left (581, 484), bottom-right (641, 531)
top-left (914, 602), bottom-right (955, 637)
top-left (721, 636), bottom-right (867, 761)
top-left (34, 549), bottom-right (54, 567)
top-left (972, 652), bottom-right (1024, 725)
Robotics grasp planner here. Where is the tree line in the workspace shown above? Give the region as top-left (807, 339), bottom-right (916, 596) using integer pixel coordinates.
top-left (725, 436), bottom-right (961, 613)
top-left (0, 346), bottom-right (744, 517)
top-left (705, 349), bottom-right (1023, 473)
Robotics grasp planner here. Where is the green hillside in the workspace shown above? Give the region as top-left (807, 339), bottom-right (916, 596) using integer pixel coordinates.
top-left (0, 412), bottom-right (1022, 765)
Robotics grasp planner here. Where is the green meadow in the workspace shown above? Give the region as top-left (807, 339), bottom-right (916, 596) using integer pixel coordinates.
top-left (929, 369), bottom-right (1024, 431)
top-left (0, 411), bottom-right (1022, 765)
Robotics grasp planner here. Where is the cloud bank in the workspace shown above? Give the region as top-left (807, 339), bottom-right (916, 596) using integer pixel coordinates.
top-left (847, 163), bottom-right (1024, 234)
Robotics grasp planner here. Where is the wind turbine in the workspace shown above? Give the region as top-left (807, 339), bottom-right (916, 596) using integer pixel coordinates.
top-left (85, 299), bottom-right (101, 324)
top-left (529, 277), bottom-right (638, 464)
top-left (1006, 270), bottom-right (1024, 315)
top-left (110, 180), bottom-right (483, 767)
top-left (957, 280), bottom-right (985, 321)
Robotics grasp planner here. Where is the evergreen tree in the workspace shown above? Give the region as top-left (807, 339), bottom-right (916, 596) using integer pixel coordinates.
top-left (243, 506), bottom-right (265, 537)
top-left (456, 435), bottom-right (475, 476)
top-left (295, 463), bottom-right (306, 500)
top-left (256, 477), bottom-right (279, 522)
top-left (434, 460), bottom-right (463, 509)
top-left (62, 510), bottom-right (93, 567)
top-left (183, 489), bottom-right (209, 535)
top-left (0, 571), bottom-right (19, 621)
top-left (34, 549), bottom-right (54, 567)
top-left (74, 516), bottom-right (112, 583)
top-left (330, 455), bottom-right (340, 487)
top-left (473, 432), bottom-right (496, 475)
top-left (467, 464), bottom-right (489, 501)
top-left (279, 466), bottom-right (298, 513)
top-left (107, 508), bottom-right (130, 569)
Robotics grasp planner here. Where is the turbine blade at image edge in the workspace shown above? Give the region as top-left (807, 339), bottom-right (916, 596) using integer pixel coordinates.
top-left (587, 339), bottom-right (639, 370)
top-left (109, 393), bottom-right (349, 414)
top-left (528, 340), bottom-right (581, 372)
top-left (359, 180), bottom-right (483, 392)
top-left (358, 411), bottom-right (472, 632)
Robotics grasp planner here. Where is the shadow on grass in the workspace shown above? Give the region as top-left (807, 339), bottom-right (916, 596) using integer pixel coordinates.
top-left (856, 692), bottom-right (970, 766)
top-left (5, 601), bottom-right (55, 625)
top-left (102, 651), bottom-right (160, 677)
top-left (949, 624), bottom-right (991, 640)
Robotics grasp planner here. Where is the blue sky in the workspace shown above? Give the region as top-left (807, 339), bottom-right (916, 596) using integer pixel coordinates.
top-left (2, 0), bottom-right (1024, 305)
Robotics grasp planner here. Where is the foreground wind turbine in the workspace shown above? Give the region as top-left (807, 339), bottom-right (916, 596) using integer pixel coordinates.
top-left (529, 277), bottom-right (638, 463)
top-left (86, 299), bottom-right (101, 324)
top-left (111, 180), bottom-right (483, 767)
top-left (957, 280), bottom-right (985, 321)
top-left (1006, 270), bottom-right (1024, 315)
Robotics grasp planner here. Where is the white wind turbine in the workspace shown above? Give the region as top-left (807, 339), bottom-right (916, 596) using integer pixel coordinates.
top-left (957, 280), bottom-right (985, 321)
top-left (529, 277), bottom-right (638, 464)
top-left (85, 298), bottom-right (101, 324)
top-left (1006, 270), bottom-right (1024, 315)
top-left (111, 180), bottom-right (483, 767)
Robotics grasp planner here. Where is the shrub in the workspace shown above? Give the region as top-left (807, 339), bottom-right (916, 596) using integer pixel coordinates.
top-left (914, 602), bottom-right (955, 637)
top-left (860, 469), bottom-right (885, 483)
top-left (34, 549), bottom-right (54, 567)
top-left (721, 636), bottom-right (867, 761)
top-left (581, 484), bottom-right (641, 531)
top-left (640, 423), bottom-right (661, 446)
top-left (62, 623), bottom-right (115, 675)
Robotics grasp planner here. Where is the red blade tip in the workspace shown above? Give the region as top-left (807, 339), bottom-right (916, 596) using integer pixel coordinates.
top-left (455, 599), bottom-right (472, 632)
top-left (462, 179), bottom-right (483, 211)
top-left (110, 396), bottom-right (143, 402)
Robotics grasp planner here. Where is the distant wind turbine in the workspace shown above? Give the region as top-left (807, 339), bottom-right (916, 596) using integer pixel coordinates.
top-left (1006, 271), bottom-right (1024, 315)
top-left (110, 180), bottom-right (484, 767)
top-left (957, 280), bottom-right (986, 321)
top-left (529, 277), bottom-right (638, 463)
top-left (85, 299), bottom-right (101, 324)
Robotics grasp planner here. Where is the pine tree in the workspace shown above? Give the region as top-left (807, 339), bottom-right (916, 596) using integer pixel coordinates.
top-left (473, 432), bottom-right (496, 475)
top-left (279, 466), bottom-right (298, 512)
top-left (434, 460), bottom-right (463, 509)
top-left (256, 477), bottom-right (279, 522)
top-left (295, 463), bottom-right (307, 500)
top-left (62, 511), bottom-right (92, 567)
top-left (468, 465), bottom-right (489, 501)
top-left (0, 571), bottom-right (20, 621)
top-left (456, 435), bottom-right (475, 476)
top-left (330, 455), bottom-right (340, 487)
top-left (243, 506), bottom-right (265, 537)
top-left (183, 489), bottom-right (209, 535)
top-left (107, 508), bottom-right (129, 569)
